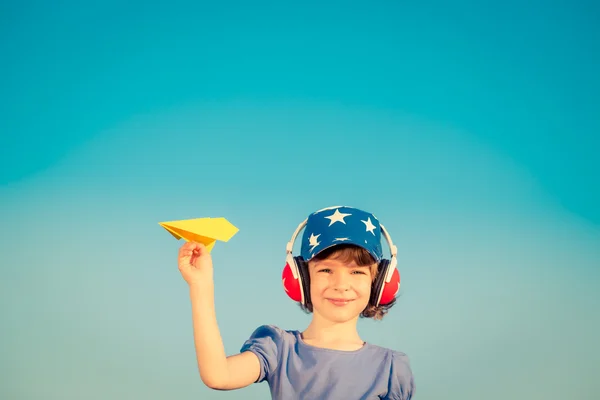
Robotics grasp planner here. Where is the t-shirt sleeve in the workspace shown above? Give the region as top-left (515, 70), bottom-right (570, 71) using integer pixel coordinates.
top-left (386, 351), bottom-right (416, 400)
top-left (239, 324), bottom-right (283, 383)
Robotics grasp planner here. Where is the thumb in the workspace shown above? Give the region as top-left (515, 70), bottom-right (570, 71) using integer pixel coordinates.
top-left (193, 243), bottom-right (213, 263)
top-left (178, 241), bottom-right (199, 268)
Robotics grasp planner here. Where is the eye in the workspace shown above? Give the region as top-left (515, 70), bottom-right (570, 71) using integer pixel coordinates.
top-left (352, 270), bottom-right (367, 275)
top-left (317, 268), bottom-right (331, 273)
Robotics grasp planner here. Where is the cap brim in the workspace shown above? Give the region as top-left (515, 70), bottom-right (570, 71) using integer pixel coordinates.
top-left (307, 241), bottom-right (380, 263)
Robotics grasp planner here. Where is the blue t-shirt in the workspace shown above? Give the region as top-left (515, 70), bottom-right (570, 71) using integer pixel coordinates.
top-left (240, 325), bottom-right (415, 400)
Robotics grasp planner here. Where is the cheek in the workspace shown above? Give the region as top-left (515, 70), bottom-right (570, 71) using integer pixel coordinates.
top-left (357, 279), bottom-right (373, 296)
top-left (309, 277), bottom-right (327, 294)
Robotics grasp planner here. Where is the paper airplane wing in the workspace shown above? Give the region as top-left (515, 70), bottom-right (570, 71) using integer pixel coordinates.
top-left (159, 217), bottom-right (238, 252)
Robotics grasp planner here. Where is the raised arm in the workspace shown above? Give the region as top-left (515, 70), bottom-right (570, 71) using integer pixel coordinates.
top-left (179, 242), bottom-right (261, 390)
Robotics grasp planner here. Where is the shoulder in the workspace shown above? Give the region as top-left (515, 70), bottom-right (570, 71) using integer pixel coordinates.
top-left (386, 349), bottom-right (415, 400)
top-left (241, 325), bottom-right (286, 350)
top-left (364, 344), bottom-right (415, 400)
top-left (239, 325), bottom-right (297, 383)
top-left (389, 350), bottom-right (413, 380)
top-left (243, 324), bottom-right (295, 345)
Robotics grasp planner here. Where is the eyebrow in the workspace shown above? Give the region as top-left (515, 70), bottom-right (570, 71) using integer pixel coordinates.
top-left (312, 262), bottom-right (368, 269)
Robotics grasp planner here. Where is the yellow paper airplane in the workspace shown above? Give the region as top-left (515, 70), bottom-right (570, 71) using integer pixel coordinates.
top-left (159, 217), bottom-right (239, 252)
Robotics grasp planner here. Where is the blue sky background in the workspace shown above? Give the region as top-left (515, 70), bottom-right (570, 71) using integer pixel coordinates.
top-left (1, 1), bottom-right (599, 399)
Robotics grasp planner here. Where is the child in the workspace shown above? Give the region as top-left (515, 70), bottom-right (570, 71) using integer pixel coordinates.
top-left (178, 206), bottom-right (415, 399)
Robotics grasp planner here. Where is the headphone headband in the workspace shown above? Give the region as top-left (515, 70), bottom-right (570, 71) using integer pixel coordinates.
top-left (286, 218), bottom-right (307, 254)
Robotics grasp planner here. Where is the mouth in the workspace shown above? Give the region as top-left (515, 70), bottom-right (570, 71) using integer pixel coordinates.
top-left (327, 298), bottom-right (355, 306)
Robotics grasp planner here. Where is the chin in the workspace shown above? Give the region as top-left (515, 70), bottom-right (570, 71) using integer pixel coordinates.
top-left (319, 312), bottom-right (357, 324)
top-left (330, 314), bottom-right (360, 323)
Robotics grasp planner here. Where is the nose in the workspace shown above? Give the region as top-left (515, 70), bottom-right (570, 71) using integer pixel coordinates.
top-left (331, 270), bottom-right (351, 291)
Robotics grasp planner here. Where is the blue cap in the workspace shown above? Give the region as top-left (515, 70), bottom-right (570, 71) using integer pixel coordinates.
top-left (300, 206), bottom-right (383, 262)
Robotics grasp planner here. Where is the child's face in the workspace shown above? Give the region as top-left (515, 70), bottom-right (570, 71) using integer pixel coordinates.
top-left (308, 257), bottom-right (373, 323)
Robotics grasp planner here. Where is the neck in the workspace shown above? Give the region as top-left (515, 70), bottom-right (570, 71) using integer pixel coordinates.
top-left (301, 313), bottom-right (363, 346)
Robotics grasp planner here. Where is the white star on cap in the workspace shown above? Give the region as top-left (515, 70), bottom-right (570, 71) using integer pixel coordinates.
top-left (308, 233), bottom-right (321, 251)
top-left (324, 209), bottom-right (352, 226)
top-left (361, 217), bottom-right (376, 235)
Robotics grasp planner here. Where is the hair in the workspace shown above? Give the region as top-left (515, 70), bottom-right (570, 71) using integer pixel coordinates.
top-left (300, 244), bottom-right (397, 320)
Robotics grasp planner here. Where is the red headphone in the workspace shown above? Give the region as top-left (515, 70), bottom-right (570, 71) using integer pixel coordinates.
top-left (282, 218), bottom-right (401, 308)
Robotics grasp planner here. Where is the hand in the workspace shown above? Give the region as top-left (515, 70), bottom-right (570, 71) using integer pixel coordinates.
top-left (178, 241), bottom-right (214, 286)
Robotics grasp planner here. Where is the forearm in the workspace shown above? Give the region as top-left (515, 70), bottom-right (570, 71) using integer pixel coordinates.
top-left (189, 282), bottom-right (229, 387)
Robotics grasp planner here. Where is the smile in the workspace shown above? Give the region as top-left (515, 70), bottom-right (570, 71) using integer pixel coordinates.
top-left (327, 299), bottom-right (354, 306)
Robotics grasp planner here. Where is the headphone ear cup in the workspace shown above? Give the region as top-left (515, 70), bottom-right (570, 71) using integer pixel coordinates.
top-left (282, 254), bottom-right (303, 303)
top-left (378, 264), bottom-right (400, 306)
top-left (370, 259), bottom-right (401, 306)
top-left (294, 256), bottom-right (311, 307)
top-left (370, 259), bottom-right (389, 306)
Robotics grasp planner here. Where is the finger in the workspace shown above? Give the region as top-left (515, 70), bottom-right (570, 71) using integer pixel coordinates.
top-left (193, 245), bottom-right (208, 258)
top-left (189, 241), bottom-right (206, 251)
top-left (180, 248), bottom-right (195, 257)
top-left (180, 241), bottom-right (197, 250)
top-left (178, 258), bottom-right (190, 271)
top-left (178, 244), bottom-right (195, 259)
top-left (179, 241), bottom-right (199, 256)
top-left (179, 249), bottom-right (197, 264)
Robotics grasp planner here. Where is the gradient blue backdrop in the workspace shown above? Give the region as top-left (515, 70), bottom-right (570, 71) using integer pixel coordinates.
top-left (1, 1), bottom-right (599, 399)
